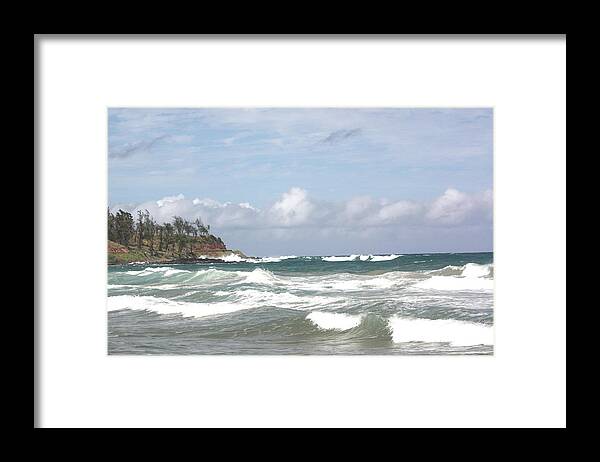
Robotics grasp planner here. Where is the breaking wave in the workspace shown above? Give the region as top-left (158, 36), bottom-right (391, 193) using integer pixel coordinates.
top-left (306, 311), bottom-right (363, 330)
top-left (322, 254), bottom-right (402, 262)
top-left (110, 263), bottom-right (493, 293)
top-left (107, 295), bottom-right (251, 318)
top-left (415, 263), bottom-right (494, 291)
top-left (389, 316), bottom-right (493, 346)
top-left (108, 252), bottom-right (494, 354)
top-left (239, 268), bottom-right (281, 285)
top-left (108, 288), bottom-right (345, 318)
top-left (194, 254), bottom-right (300, 263)
top-left (125, 266), bottom-right (191, 277)
top-left (369, 254), bottom-right (403, 262)
top-left (250, 255), bottom-right (298, 263)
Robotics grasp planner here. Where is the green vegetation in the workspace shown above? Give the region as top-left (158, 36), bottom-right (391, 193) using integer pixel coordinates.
top-left (108, 209), bottom-right (232, 264)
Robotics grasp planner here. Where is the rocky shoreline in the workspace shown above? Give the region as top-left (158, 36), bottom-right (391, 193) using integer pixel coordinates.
top-left (108, 239), bottom-right (252, 265)
top-left (107, 256), bottom-right (252, 266)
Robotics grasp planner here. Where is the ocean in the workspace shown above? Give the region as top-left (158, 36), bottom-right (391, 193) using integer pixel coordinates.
top-left (107, 252), bottom-right (494, 355)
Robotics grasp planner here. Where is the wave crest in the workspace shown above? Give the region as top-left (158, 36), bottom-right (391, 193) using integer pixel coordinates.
top-left (322, 254), bottom-right (402, 262)
top-left (390, 316), bottom-right (493, 346)
top-left (306, 311), bottom-right (362, 330)
top-left (416, 263), bottom-right (493, 291)
top-left (238, 268), bottom-right (280, 285)
top-left (107, 295), bottom-right (250, 318)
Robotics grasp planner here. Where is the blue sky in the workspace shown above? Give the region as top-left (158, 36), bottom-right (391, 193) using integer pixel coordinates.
top-left (109, 108), bottom-right (493, 256)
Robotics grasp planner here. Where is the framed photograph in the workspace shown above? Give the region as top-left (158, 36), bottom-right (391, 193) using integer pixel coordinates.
top-left (107, 107), bottom-right (494, 356)
top-left (35, 35), bottom-right (566, 428)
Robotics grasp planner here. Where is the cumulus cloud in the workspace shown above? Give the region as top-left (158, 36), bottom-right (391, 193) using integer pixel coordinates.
top-left (343, 196), bottom-right (375, 218)
top-left (111, 187), bottom-right (492, 231)
top-left (377, 201), bottom-right (423, 224)
top-left (110, 187), bottom-right (492, 255)
top-left (426, 188), bottom-right (492, 225)
top-left (269, 187), bottom-right (314, 226)
top-left (156, 193), bottom-right (185, 207)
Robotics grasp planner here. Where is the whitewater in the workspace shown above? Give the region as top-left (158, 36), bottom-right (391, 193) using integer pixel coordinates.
top-left (107, 252), bottom-right (494, 354)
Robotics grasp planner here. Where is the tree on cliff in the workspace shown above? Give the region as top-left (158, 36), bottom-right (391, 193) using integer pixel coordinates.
top-left (110, 209), bottom-right (134, 246)
top-left (184, 220), bottom-right (195, 254)
top-left (108, 209), bottom-right (222, 256)
top-left (136, 210), bottom-right (146, 249)
top-left (108, 208), bottom-right (116, 242)
top-left (157, 224), bottom-right (164, 251)
top-left (142, 213), bottom-right (159, 255)
top-left (163, 223), bottom-right (174, 252)
top-left (194, 218), bottom-right (208, 236)
top-left (172, 216), bottom-right (186, 258)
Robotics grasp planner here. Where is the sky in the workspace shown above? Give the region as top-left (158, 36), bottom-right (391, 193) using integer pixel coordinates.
top-left (108, 108), bottom-right (493, 256)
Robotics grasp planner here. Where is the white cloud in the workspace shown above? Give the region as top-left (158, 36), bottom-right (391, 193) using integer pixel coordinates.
top-left (342, 196), bottom-right (377, 221)
top-left (239, 202), bottom-right (259, 211)
top-left (377, 201), bottom-right (422, 224)
top-left (192, 198), bottom-right (221, 208)
top-left (426, 188), bottom-right (492, 225)
top-left (268, 187), bottom-right (314, 226)
top-left (156, 194), bottom-right (185, 207)
top-left (112, 187), bottom-right (492, 233)
top-left (110, 187), bottom-right (492, 255)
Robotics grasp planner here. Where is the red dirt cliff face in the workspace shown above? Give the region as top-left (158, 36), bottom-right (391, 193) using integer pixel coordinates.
top-left (194, 241), bottom-right (226, 251)
top-left (108, 241), bottom-right (129, 253)
top-left (107, 234), bottom-right (229, 264)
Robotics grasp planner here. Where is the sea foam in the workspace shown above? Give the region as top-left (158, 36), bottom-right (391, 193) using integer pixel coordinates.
top-left (250, 255), bottom-right (298, 263)
top-left (239, 268), bottom-right (280, 285)
top-left (369, 254), bottom-right (402, 262)
top-left (322, 255), bottom-right (360, 262)
top-left (389, 317), bottom-right (493, 346)
top-left (107, 295), bottom-right (250, 318)
top-left (306, 311), bottom-right (363, 330)
top-left (415, 263), bottom-right (493, 291)
top-left (322, 254), bottom-right (402, 262)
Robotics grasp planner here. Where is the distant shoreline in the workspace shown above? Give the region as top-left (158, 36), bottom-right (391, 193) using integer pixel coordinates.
top-left (107, 250), bottom-right (493, 266)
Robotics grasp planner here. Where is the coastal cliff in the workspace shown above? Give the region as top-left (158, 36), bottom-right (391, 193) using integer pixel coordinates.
top-left (107, 209), bottom-right (247, 265)
top-left (108, 237), bottom-right (248, 265)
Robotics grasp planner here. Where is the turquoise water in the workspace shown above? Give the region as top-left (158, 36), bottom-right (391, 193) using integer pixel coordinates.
top-left (107, 252), bottom-right (494, 355)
